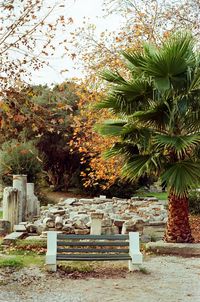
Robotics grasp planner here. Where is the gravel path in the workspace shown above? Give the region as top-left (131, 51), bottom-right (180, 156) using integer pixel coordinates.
top-left (0, 255), bottom-right (200, 302)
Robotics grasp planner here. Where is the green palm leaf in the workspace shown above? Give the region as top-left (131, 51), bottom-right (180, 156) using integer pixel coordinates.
top-left (154, 133), bottom-right (200, 158)
top-left (132, 102), bottom-right (170, 130)
top-left (161, 161), bottom-right (200, 196)
top-left (101, 70), bottom-right (127, 85)
top-left (121, 153), bottom-right (163, 181)
top-left (104, 142), bottom-right (139, 159)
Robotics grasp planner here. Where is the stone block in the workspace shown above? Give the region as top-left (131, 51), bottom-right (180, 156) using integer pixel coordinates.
top-left (25, 236), bottom-right (46, 241)
top-left (62, 224), bottom-right (75, 234)
top-left (91, 212), bottom-right (104, 219)
top-left (50, 209), bottom-right (66, 216)
top-left (101, 218), bottom-right (112, 227)
top-left (72, 220), bottom-right (87, 229)
top-left (79, 198), bottom-right (94, 204)
top-left (14, 224), bottom-right (26, 232)
top-left (146, 241), bottom-right (200, 256)
top-left (74, 229), bottom-right (90, 235)
top-left (101, 226), bottom-right (119, 235)
top-left (61, 198), bottom-right (77, 206)
top-left (143, 223), bottom-right (165, 241)
top-left (3, 232), bottom-right (26, 244)
top-left (141, 234), bottom-right (151, 243)
top-left (0, 220), bottom-right (11, 235)
top-left (122, 218), bottom-right (145, 234)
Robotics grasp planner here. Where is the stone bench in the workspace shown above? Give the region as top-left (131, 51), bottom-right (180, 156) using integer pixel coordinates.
top-left (45, 232), bottom-right (143, 272)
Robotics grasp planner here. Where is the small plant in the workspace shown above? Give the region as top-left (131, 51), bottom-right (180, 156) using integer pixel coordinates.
top-left (150, 234), bottom-right (158, 242)
top-left (0, 258), bottom-right (23, 268)
top-left (139, 266), bottom-right (150, 275)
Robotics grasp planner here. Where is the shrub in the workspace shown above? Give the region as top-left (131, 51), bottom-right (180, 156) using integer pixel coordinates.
top-left (0, 140), bottom-right (43, 186)
top-left (188, 191), bottom-right (200, 215)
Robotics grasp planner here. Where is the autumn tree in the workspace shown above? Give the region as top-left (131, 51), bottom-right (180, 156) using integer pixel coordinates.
top-left (0, 0), bottom-right (73, 91)
top-left (0, 82), bottom-right (85, 190)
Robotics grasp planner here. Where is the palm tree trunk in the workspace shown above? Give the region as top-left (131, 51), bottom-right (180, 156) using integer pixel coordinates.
top-left (164, 193), bottom-right (194, 243)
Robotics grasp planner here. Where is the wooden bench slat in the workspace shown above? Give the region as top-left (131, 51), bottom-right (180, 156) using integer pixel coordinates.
top-left (57, 241), bottom-right (129, 247)
top-left (57, 254), bottom-right (131, 261)
top-left (57, 234), bottom-right (129, 240)
top-left (57, 248), bottom-right (129, 253)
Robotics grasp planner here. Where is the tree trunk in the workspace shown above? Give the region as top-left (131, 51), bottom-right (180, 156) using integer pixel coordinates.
top-left (164, 193), bottom-right (194, 243)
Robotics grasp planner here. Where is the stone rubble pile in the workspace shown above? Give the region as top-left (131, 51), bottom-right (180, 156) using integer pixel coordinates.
top-left (20, 196), bottom-right (168, 241)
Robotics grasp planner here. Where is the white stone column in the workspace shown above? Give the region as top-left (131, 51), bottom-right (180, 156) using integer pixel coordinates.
top-left (90, 212), bottom-right (104, 235)
top-left (13, 175), bottom-right (27, 222)
top-left (3, 187), bottom-right (19, 231)
top-left (27, 183), bottom-right (40, 220)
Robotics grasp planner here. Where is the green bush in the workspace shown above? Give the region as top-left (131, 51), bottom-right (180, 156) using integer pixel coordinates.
top-left (189, 191), bottom-right (200, 215)
top-left (0, 140), bottom-right (43, 186)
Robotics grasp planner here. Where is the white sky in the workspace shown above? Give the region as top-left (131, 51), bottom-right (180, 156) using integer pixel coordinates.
top-left (31, 0), bottom-right (123, 86)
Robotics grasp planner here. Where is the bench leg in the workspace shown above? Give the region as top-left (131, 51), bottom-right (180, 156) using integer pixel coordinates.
top-left (46, 231), bottom-right (57, 272)
top-left (46, 263), bottom-right (57, 272)
top-left (129, 232), bottom-right (143, 271)
top-left (128, 260), bottom-right (141, 271)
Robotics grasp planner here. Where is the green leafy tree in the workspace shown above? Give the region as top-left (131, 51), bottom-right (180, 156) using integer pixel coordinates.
top-left (0, 140), bottom-right (42, 185)
top-left (97, 33), bottom-right (200, 243)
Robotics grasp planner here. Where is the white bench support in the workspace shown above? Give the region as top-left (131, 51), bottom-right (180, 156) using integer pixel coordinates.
top-left (46, 231), bottom-right (57, 272)
top-left (128, 232), bottom-right (143, 271)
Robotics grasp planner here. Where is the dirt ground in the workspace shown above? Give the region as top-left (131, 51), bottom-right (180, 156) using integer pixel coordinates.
top-left (0, 255), bottom-right (200, 302)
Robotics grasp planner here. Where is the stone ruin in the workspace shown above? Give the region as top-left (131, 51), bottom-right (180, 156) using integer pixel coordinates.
top-left (0, 176), bottom-right (168, 243)
top-left (0, 175), bottom-right (40, 235)
top-left (35, 196), bottom-right (167, 242)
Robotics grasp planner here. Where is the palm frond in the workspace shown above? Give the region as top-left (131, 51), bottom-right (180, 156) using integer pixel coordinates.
top-left (101, 70), bottom-right (127, 85)
top-left (95, 120), bottom-right (126, 136)
top-left (121, 124), bottom-right (152, 144)
top-left (154, 133), bottom-right (200, 158)
top-left (161, 161), bottom-right (200, 196)
top-left (104, 142), bottom-right (139, 159)
top-left (132, 102), bottom-right (170, 131)
top-left (188, 69), bottom-right (200, 93)
top-left (121, 153), bottom-right (163, 181)
top-left (114, 78), bottom-right (152, 99)
top-left (96, 78), bottom-right (152, 115)
top-left (122, 50), bottom-right (147, 70)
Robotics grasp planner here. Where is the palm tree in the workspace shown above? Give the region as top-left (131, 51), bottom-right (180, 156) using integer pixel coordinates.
top-left (96, 33), bottom-right (200, 243)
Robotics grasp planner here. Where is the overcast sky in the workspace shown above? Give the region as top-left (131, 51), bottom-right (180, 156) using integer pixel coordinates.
top-left (31, 0), bottom-right (123, 86)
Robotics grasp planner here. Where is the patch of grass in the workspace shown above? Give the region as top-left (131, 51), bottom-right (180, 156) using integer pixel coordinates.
top-left (0, 250), bottom-right (44, 268)
top-left (22, 254), bottom-right (44, 267)
top-left (6, 249), bottom-right (38, 256)
top-left (135, 191), bottom-right (168, 200)
top-left (0, 210), bottom-right (3, 219)
top-left (139, 266), bottom-right (150, 274)
top-left (58, 261), bottom-right (95, 273)
top-left (15, 239), bottom-right (46, 249)
top-left (0, 258), bottom-right (23, 268)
